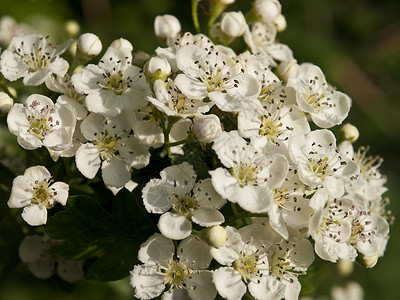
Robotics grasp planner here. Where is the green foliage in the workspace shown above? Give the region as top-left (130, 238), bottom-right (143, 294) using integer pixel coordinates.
top-left (45, 190), bottom-right (155, 282)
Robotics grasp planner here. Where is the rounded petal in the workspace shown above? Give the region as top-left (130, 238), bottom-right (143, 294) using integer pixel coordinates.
top-left (130, 264), bottom-right (165, 300)
top-left (142, 178), bottom-right (173, 214)
top-left (101, 156), bottom-right (131, 188)
top-left (138, 234), bottom-right (174, 266)
top-left (21, 204), bottom-right (47, 226)
top-left (213, 267), bottom-right (246, 300)
top-left (248, 276), bottom-right (285, 300)
top-left (75, 143), bottom-right (101, 179)
top-left (18, 235), bottom-right (47, 263)
top-left (187, 271), bottom-right (217, 300)
top-left (192, 208), bottom-right (224, 227)
top-left (178, 235), bottom-right (212, 269)
top-left (51, 181), bottom-right (69, 205)
top-left (157, 212), bottom-right (192, 240)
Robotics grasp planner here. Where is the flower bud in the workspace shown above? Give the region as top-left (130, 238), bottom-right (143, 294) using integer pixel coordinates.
top-left (340, 123), bottom-right (359, 143)
top-left (65, 20), bottom-right (80, 37)
top-left (360, 254), bottom-right (379, 268)
top-left (110, 38), bottom-right (133, 51)
top-left (0, 92), bottom-right (13, 115)
top-left (220, 11), bottom-right (247, 38)
top-left (337, 259), bottom-right (354, 276)
top-left (273, 14), bottom-right (287, 32)
top-left (154, 15), bottom-right (181, 39)
top-left (214, 0), bottom-right (235, 4)
top-left (205, 225), bottom-right (227, 248)
top-left (193, 114), bottom-right (222, 144)
top-left (277, 59), bottom-right (300, 81)
top-left (143, 57), bottom-right (171, 81)
top-left (253, 0), bottom-right (281, 24)
top-left (77, 33), bottom-right (102, 58)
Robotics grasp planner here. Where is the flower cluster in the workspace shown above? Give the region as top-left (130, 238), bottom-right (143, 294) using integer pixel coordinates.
top-left (1, 0), bottom-right (392, 298)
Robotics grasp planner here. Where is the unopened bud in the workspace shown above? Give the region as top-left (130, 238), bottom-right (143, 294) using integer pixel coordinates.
top-left (110, 38), bottom-right (133, 51)
top-left (220, 11), bottom-right (247, 38)
top-left (253, 0), bottom-right (281, 24)
top-left (340, 123), bottom-right (359, 143)
top-left (143, 57), bottom-right (171, 81)
top-left (360, 254), bottom-right (379, 268)
top-left (193, 114), bottom-right (222, 144)
top-left (273, 14), bottom-right (287, 32)
top-left (65, 20), bottom-right (80, 37)
top-left (206, 225), bottom-right (227, 248)
top-left (154, 15), bottom-right (181, 39)
top-left (0, 92), bottom-right (13, 115)
top-left (277, 59), bottom-right (299, 81)
top-left (77, 33), bottom-right (102, 58)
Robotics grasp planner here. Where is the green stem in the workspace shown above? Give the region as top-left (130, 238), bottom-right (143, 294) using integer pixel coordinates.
top-left (224, 210), bottom-right (268, 226)
top-left (165, 138), bottom-right (190, 148)
top-left (160, 113), bottom-right (173, 160)
top-left (206, 1), bottom-right (227, 34)
top-left (231, 202), bottom-right (239, 216)
top-left (191, 0), bottom-right (201, 33)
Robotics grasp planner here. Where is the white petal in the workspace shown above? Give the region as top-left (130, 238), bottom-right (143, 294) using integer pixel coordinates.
top-left (213, 267), bottom-right (246, 300)
top-left (21, 204), bottom-right (47, 226)
top-left (192, 208), bottom-right (224, 227)
top-left (210, 168), bottom-right (240, 201)
top-left (174, 74), bottom-right (207, 100)
top-left (130, 264), bottom-right (165, 300)
top-left (324, 177), bottom-right (344, 198)
top-left (56, 260), bottom-right (84, 283)
top-left (75, 143), bottom-right (101, 179)
top-left (160, 162), bottom-right (196, 195)
top-left (162, 288), bottom-right (189, 300)
top-left (157, 212), bottom-right (192, 240)
top-left (101, 156), bottom-right (131, 188)
top-left (142, 178), bottom-right (173, 214)
top-left (27, 257), bottom-right (55, 279)
top-left (51, 181), bottom-right (69, 205)
top-left (23, 69), bottom-right (51, 86)
top-left (236, 185), bottom-right (273, 213)
top-left (56, 95), bottom-right (87, 120)
top-left (178, 235), bottom-right (212, 269)
top-left (210, 226), bottom-right (242, 265)
top-left (18, 235), bottom-right (47, 263)
top-left (138, 234), bottom-right (174, 266)
top-left (193, 178), bottom-right (226, 209)
top-left (187, 271), bottom-right (217, 300)
top-left (248, 276), bottom-right (285, 300)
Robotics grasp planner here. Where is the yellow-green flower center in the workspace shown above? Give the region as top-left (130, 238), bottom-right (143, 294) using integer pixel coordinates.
top-left (233, 252), bottom-right (259, 281)
top-left (164, 260), bottom-right (192, 289)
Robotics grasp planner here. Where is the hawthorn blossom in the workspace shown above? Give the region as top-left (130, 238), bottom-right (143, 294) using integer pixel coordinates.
top-left (8, 166), bottom-right (69, 226)
top-left (7, 94), bottom-right (76, 151)
top-left (0, 33), bottom-right (69, 86)
top-left (288, 129), bottom-right (359, 199)
top-left (287, 63), bottom-right (351, 128)
top-left (71, 44), bottom-right (150, 117)
top-left (175, 44), bottom-right (261, 112)
top-left (75, 112), bottom-right (150, 187)
top-left (130, 234), bottom-right (216, 300)
top-left (142, 162), bottom-right (226, 240)
top-left (210, 130), bottom-right (288, 213)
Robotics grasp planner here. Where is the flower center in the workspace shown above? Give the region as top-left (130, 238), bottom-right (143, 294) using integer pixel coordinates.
top-left (258, 84), bottom-right (275, 102)
top-left (17, 37), bottom-right (57, 72)
top-left (259, 113), bottom-right (284, 142)
top-left (349, 211), bottom-right (376, 245)
top-left (94, 130), bottom-right (119, 160)
top-left (31, 179), bottom-right (55, 208)
top-left (164, 259), bottom-right (192, 289)
top-left (27, 100), bottom-right (58, 140)
top-left (308, 156), bottom-right (331, 179)
top-left (230, 162), bottom-right (258, 187)
top-left (233, 252), bottom-right (259, 282)
top-left (99, 69), bottom-right (129, 95)
top-left (172, 194), bottom-right (198, 218)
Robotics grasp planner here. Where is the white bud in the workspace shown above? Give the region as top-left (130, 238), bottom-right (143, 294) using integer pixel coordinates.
top-left (206, 225), bottom-right (227, 248)
top-left (277, 59), bottom-right (300, 81)
top-left (253, 0), bottom-right (282, 24)
top-left (340, 123), bottom-right (359, 143)
top-left (337, 259), bottom-right (354, 276)
top-left (154, 15), bottom-right (181, 39)
top-left (77, 33), bottom-right (102, 58)
top-left (110, 38), bottom-right (133, 51)
top-left (143, 57), bottom-right (171, 80)
top-left (0, 92), bottom-right (13, 115)
top-left (214, 0), bottom-right (235, 4)
top-left (220, 11), bottom-right (247, 38)
top-left (273, 14), bottom-right (287, 32)
top-left (193, 114), bottom-right (222, 144)
top-left (359, 254), bottom-right (379, 268)
top-left (65, 20), bottom-right (80, 37)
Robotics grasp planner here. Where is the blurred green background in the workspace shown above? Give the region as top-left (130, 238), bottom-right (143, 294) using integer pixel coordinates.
top-left (0, 0), bottom-right (399, 299)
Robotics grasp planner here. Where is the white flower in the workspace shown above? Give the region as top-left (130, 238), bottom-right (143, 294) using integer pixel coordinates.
top-left (0, 16), bottom-right (32, 46)
top-left (8, 166), bottom-right (69, 226)
top-left (75, 112), bottom-right (150, 187)
top-left (210, 131), bottom-right (288, 213)
top-left (142, 162), bottom-right (226, 240)
top-left (288, 129), bottom-right (359, 199)
top-left (19, 234), bottom-right (83, 282)
top-left (331, 282), bottom-right (364, 300)
top-left (175, 44), bottom-right (261, 112)
top-left (0, 34), bottom-right (69, 86)
top-left (130, 234), bottom-right (216, 300)
top-left (287, 63), bottom-right (351, 128)
top-left (309, 197), bottom-right (356, 263)
top-left (77, 32), bottom-right (102, 58)
top-left (148, 78), bottom-right (213, 117)
top-left (71, 45), bottom-right (150, 117)
top-left (154, 14), bottom-right (181, 39)
top-left (7, 94), bottom-right (76, 151)
top-left (193, 114), bottom-right (222, 144)
top-left (220, 11), bottom-right (247, 38)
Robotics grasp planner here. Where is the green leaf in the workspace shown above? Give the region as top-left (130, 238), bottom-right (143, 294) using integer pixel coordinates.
top-left (45, 190), bottom-right (155, 282)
